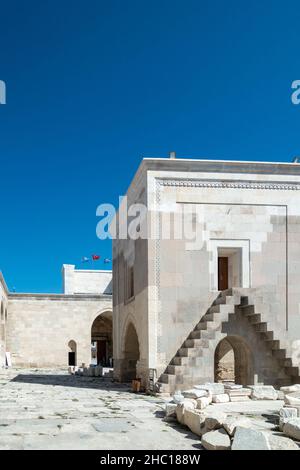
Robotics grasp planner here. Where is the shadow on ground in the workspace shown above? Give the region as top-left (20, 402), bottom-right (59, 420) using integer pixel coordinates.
top-left (10, 374), bottom-right (132, 392)
top-left (153, 410), bottom-right (203, 450)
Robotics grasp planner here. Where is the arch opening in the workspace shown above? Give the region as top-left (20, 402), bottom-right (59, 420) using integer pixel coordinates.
top-left (68, 340), bottom-right (77, 366)
top-left (122, 322), bottom-right (140, 382)
top-left (91, 311), bottom-right (113, 367)
top-left (214, 336), bottom-right (254, 386)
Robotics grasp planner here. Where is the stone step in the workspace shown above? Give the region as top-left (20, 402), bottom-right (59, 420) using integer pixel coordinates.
top-left (285, 366), bottom-right (300, 377)
top-left (248, 314), bottom-right (262, 324)
top-left (178, 347), bottom-right (204, 358)
top-left (196, 320), bottom-right (219, 331)
top-left (272, 349), bottom-right (287, 359)
top-left (259, 331), bottom-right (274, 341)
top-left (265, 339), bottom-right (281, 350)
top-left (170, 356), bottom-right (190, 366)
top-left (239, 304), bottom-right (255, 315)
top-left (189, 329), bottom-right (215, 340)
top-left (279, 358), bottom-right (293, 368)
top-left (184, 338), bottom-right (209, 348)
top-left (254, 322), bottom-right (268, 333)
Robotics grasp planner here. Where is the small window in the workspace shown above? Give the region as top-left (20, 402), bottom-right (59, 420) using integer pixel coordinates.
top-left (127, 265), bottom-right (134, 300)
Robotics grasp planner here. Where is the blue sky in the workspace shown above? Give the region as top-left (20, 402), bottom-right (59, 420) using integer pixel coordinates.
top-left (1, 0), bottom-right (300, 292)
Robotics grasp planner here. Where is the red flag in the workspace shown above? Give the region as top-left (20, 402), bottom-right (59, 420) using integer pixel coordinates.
top-left (92, 254), bottom-right (100, 260)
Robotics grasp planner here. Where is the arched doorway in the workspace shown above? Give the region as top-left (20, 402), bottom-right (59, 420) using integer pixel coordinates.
top-left (123, 322), bottom-right (140, 381)
top-left (91, 311), bottom-right (113, 367)
top-left (68, 340), bottom-right (77, 366)
top-left (214, 336), bottom-right (254, 386)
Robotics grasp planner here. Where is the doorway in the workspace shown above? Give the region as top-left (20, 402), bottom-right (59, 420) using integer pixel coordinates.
top-left (218, 257), bottom-right (228, 290)
top-left (214, 336), bottom-right (254, 385)
top-left (91, 311), bottom-right (113, 367)
top-left (217, 247), bottom-right (242, 290)
top-left (68, 340), bottom-right (77, 366)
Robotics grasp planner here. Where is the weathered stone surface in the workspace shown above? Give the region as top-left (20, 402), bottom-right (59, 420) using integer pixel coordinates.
top-left (250, 385), bottom-right (278, 401)
top-left (284, 404), bottom-right (300, 417)
top-left (196, 396), bottom-right (212, 410)
top-left (201, 428), bottom-right (231, 450)
top-left (224, 384), bottom-right (243, 390)
top-left (277, 391), bottom-right (285, 400)
top-left (284, 391), bottom-right (300, 406)
top-left (205, 410), bottom-right (227, 430)
top-left (232, 427), bottom-right (271, 450)
top-left (165, 403), bottom-right (177, 418)
top-left (280, 384), bottom-right (300, 394)
top-left (279, 407), bottom-right (298, 431)
top-left (176, 399), bottom-right (197, 425)
top-left (283, 418), bottom-right (300, 440)
top-left (229, 395), bottom-right (250, 402)
top-left (182, 389), bottom-right (208, 399)
top-left (228, 388), bottom-right (251, 397)
top-left (184, 409), bottom-right (206, 436)
top-left (173, 392), bottom-right (185, 404)
top-left (212, 393), bottom-right (230, 403)
top-left (223, 416), bottom-right (252, 436)
top-left (195, 383), bottom-right (225, 395)
top-left (268, 434), bottom-right (299, 450)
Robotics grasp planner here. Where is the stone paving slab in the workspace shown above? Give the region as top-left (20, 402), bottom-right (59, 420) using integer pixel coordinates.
top-left (0, 368), bottom-right (199, 450)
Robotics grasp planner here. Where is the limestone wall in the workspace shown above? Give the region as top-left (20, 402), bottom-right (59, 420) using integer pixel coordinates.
top-left (62, 265), bottom-right (112, 295)
top-left (146, 163), bottom-right (300, 378)
top-left (113, 170), bottom-right (149, 386)
top-left (0, 272), bottom-right (8, 367)
top-left (6, 294), bottom-right (112, 368)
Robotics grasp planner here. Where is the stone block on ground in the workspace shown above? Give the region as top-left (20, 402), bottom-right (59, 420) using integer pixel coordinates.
top-left (223, 416), bottom-right (252, 436)
top-left (283, 418), bottom-right (300, 441)
top-left (280, 384), bottom-right (300, 394)
top-left (249, 385), bottom-right (278, 401)
top-left (165, 403), bottom-right (177, 418)
top-left (204, 410), bottom-right (227, 431)
top-left (184, 409), bottom-right (206, 436)
top-left (284, 404), bottom-right (300, 417)
top-left (196, 396), bottom-right (211, 410)
top-left (232, 427), bottom-right (271, 450)
top-left (268, 434), bottom-right (299, 450)
top-left (201, 429), bottom-right (231, 450)
top-left (195, 383), bottom-right (224, 395)
top-left (279, 407), bottom-right (298, 431)
top-left (284, 391), bottom-right (300, 406)
top-left (228, 388), bottom-right (251, 397)
top-left (182, 389), bottom-right (208, 399)
top-left (212, 393), bottom-right (230, 404)
top-left (224, 384), bottom-right (243, 390)
top-left (176, 399), bottom-right (197, 425)
top-left (229, 396), bottom-right (250, 402)
top-left (173, 392), bottom-right (185, 404)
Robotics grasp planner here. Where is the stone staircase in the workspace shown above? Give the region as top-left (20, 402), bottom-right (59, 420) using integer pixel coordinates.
top-left (157, 288), bottom-right (300, 394)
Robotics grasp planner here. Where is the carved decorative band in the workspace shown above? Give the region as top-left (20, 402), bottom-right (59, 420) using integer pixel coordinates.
top-left (157, 178), bottom-right (300, 191)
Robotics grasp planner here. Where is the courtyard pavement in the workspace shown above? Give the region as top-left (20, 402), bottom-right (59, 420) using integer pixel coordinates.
top-left (0, 368), bottom-right (200, 450)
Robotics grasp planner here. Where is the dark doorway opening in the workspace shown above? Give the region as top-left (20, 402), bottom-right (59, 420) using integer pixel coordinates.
top-left (218, 256), bottom-right (228, 290)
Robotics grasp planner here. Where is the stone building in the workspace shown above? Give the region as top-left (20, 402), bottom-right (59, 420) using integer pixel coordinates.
top-left (0, 266), bottom-right (112, 368)
top-left (113, 158), bottom-right (300, 393)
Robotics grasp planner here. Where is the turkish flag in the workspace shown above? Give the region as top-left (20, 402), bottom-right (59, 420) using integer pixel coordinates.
top-left (92, 254), bottom-right (100, 260)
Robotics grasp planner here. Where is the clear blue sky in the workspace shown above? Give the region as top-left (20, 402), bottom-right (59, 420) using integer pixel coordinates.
top-left (1, 0), bottom-right (300, 293)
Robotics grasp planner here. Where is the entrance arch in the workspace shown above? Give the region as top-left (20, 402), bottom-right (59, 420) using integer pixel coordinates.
top-left (68, 340), bottom-right (77, 366)
top-left (91, 311), bottom-right (113, 366)
top-left (122, 322), bottom-right (140, 381)
top-left (214, 336), bottom-right (254, 386)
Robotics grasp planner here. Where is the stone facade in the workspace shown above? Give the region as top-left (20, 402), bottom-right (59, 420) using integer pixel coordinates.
top-left (0, 272), bottom-right (9, 367)
top-left (1, 268), bottom-right (112, 368)
top-left (113, 158), bottom-right (300, 392)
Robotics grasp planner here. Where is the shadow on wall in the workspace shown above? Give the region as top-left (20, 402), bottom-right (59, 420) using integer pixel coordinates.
top-left (10, 374), bottom-right (131, 392)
